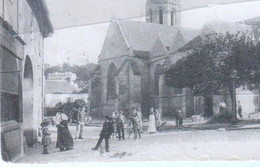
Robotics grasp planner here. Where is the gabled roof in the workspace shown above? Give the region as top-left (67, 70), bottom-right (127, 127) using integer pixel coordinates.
top-left (116, 59), bottom-right (141, 76)
top-left (118, 21), bottom-right (180, 52)
top-left (170, 29), bottom-right (200, 52)
top-left (150, 36), bottom-right (168, 58)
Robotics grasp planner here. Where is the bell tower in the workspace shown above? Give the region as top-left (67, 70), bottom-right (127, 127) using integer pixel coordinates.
top-left (146, 0), bottom-right (181, 27)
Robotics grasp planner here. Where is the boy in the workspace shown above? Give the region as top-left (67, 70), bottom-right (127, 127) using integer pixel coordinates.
top-left (91, 116), bottom-right (113, 152)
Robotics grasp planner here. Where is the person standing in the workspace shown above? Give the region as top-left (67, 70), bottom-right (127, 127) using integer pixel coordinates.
top-left (40, 120), bottom-right (52, 154)
top-left (111, 112), bottom-right (118, 139)
top-left (75, 105), bottom-right (86, 139)
top-left (136, 107), bottom-right (143, 132)
top-left (148, 108), bottom-right (156, 134)
top-left (116, 111), bottom-right (126, 140)
top-left (219, 101), bottom-right (226, 116)
top-left (92, 116), bottom-right (113, 152)
top-left (175, 109), bottom-right (183, 129)
top-left (55, 105), bottom-right (74, 151)
top-left (155, 108), bottom-right (162, 128)
top-left (238, 101), bottom-right (243, 118)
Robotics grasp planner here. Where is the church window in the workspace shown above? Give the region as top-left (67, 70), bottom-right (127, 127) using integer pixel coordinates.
top-left (107, 63), bottom-right (117, 101)
top-left (171, 10), bottom-right (176, 26)
top-left (159, 9), bottom-right (163, 24)
top-left (154, 64), bottom-right (162, 96)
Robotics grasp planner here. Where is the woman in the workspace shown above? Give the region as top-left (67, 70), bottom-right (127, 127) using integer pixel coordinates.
top-left (55, 105), bottom-right (74, 151)
top-left (155, 109), bottom-right (162, 128)
top-left (111, 111), bottom-right (118, 139)
top-left (148, 108), bottom-right (156, 134)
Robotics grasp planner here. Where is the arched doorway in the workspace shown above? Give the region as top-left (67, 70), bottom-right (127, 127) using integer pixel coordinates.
top-left (23, 56), bottom-right (35, 147)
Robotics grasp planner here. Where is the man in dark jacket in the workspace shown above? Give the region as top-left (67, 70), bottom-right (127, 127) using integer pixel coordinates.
top-left (91, 115), bottom-right (113, 152)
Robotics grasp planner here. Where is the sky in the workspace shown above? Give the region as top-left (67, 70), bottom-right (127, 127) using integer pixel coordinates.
top-left (44, 0), bottom-right (260, 66)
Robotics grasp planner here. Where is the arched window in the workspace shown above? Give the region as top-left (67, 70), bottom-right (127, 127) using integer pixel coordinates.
top-left (149, 10), bottom-right (153, 22)
top-left (24, 56), bottom-right (33, 79)
top-left (154, 64), bottom-right (162, 96)
top-left (171, 10), bottom-right (176, 26)
top-left (159, 9), bottom-right (163, 24)
top-left (107, 63), bottom-right (117, 100)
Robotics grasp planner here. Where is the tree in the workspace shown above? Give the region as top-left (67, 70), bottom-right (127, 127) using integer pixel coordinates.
top-left (165, 31), bottom-right (259, 116)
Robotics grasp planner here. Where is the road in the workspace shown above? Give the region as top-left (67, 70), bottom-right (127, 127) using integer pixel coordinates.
top-left (17, 126), bottom-right (260, 163)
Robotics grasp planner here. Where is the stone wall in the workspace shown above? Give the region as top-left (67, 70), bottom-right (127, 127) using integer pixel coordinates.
top-left (1, 0), bottom-right (52, 160)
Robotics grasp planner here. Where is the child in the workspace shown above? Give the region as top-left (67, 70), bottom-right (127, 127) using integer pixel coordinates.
top-left (41, 120), bottom-right (52, 154)
top-left (91, 116), bottom-right (113, 152)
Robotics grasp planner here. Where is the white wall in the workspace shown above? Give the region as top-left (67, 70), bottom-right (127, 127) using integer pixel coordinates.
top-left (45, 93), bottom-right (88, 108)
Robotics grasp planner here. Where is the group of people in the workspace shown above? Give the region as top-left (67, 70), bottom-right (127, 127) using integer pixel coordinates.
top-left (92, 107), bottom-right (143, 152)
top-left (40, 105), bottom-right (183, 154)
top-left (219, 100), bottom-right (243, 118)
top-left (40, 104), bottom-right (87, 154)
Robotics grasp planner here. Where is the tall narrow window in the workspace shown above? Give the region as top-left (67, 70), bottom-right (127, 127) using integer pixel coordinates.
top-left (107, 63), bottom-right (117, 101)
top-left (171, 10), bottom-right (176, 26)
top-left (154, 64), bottom-right (162, 96)
top-left (149, 10), bottom-right (153, 23)
top-left (159, 9), bottom-right (163, 24)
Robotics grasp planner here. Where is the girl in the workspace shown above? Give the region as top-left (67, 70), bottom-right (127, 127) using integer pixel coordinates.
top-left (41, 120), bottom-right (52, 154)
top-left (148, 108), bottom-right (156, 134)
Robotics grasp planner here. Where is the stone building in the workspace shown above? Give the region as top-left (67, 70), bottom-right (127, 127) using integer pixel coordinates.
top-left (90, 0), bottom-right (257, 118)
top-left (0, 0), bottom-right (53, 161)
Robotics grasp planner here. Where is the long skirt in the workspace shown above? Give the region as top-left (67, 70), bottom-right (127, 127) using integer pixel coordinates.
top-left (56, 120), bottom-right (74, 149)
top-left (148, 115), bottom-right (156, 133)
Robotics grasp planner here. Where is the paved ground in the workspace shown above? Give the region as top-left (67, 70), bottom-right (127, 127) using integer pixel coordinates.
top-left (16, 125), bottom-right (260, 163)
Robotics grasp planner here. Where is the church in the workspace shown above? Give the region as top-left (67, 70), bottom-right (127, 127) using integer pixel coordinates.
top-left (89, 0), bottom-right (255, 118)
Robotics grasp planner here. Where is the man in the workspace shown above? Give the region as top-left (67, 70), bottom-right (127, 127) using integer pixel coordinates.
top-left (136, 108), bottom-right (143, 132)
top-left (238, 101), bottom-right (243, 118)
top-left (75, 105), bottom-right (86, 139)
top-left (92, 116), bottom-right (113, 152)
top-left (116, 111), bottom-right (126, 140)
top-left (175, 110), bottom-right (183, 129)
top-left (219, 101), bottom-right (226, 116)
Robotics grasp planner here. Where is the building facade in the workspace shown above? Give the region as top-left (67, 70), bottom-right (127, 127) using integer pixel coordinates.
top-left (47, 72), bottom-right (77, 82)
top-left (90, 0), bottom-right (258, 119)
top-left (0, 0), bottom-right (53, 161)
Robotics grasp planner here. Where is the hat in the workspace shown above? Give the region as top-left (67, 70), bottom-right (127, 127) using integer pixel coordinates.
top-left (41, 120), bottom-right (50, 127)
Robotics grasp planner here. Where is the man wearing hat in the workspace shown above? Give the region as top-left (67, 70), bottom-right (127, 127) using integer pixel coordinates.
top-left (92, 115), bottom-right (113, 152)
top-left (75, 104), bottom-right (86, 139)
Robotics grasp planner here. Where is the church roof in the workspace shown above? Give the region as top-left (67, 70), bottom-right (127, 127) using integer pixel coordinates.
top-left (200, 20), bottom-right (252, 35)
top-left (117, 21), bottom-right (199, 52)
top-left (176, 21), bottom-right (253, 52)
top-left (241, 17), bottom-right (260, 27)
